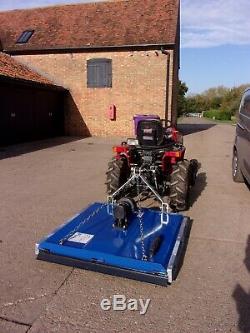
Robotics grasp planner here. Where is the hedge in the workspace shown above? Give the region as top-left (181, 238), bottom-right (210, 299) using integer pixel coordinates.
top-left (203, 109), bottom-right (232, 121)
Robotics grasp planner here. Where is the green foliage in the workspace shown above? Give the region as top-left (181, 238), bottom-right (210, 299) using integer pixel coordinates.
top-left (185, 84), bottom-right (250, 117)
top-left (203, 109), bottom-right (232, 121)
top-left (177, 80), bottom-right (188, 116)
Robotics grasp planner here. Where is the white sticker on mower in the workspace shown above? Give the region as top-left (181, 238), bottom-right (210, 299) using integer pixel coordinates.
top-left (68, 232), bottom-right (94, 244)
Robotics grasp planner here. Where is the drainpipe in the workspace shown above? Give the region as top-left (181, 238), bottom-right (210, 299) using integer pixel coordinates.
top-left (161, 47), bottom-right (170, 127)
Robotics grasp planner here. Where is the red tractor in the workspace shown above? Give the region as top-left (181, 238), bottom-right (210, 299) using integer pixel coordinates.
top-left (106, 115), bottom-right (198, 211)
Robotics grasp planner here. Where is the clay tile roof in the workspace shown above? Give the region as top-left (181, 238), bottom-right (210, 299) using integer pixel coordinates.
top-left (0, 51), bottom-right (55, 85)
top-left (0, 0), bottom-right (179, 53)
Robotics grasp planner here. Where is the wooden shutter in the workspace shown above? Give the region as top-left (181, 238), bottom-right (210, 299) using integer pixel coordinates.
top-left (87, 59), bottom-right (112, 88)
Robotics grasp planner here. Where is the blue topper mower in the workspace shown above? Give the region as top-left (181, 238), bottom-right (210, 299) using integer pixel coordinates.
top-left (36, 115), bottom-right (198, 286)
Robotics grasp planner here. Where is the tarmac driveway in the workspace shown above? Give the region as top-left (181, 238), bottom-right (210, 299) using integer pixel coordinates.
top-left (0, 117), bottom-right (249, 333)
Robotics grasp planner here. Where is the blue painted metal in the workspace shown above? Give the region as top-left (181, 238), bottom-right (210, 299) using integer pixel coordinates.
top-left (36, 203), bottom-right (187, 282)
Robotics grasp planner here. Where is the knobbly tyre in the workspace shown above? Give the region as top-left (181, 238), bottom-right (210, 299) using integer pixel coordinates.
top-left (36, 115), bottom-right (199, 286)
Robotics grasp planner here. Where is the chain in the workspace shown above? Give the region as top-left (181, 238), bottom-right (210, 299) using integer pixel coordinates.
top-left (59, 203), bottom-right (106, 245)
top-left (136, 175), bottom-right (147, 261)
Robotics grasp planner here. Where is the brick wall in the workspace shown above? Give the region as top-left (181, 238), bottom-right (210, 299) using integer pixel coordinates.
top-left (14, 49), bottom-right (177, 137)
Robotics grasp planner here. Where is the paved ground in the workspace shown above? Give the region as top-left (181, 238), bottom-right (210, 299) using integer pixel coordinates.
top-left (0, 118), bottom-right (249, 333)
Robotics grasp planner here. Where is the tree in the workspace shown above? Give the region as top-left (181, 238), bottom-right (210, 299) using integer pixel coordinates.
top-left (177, 80), bottom-right (188, 116)
top-left (184, 83), bottom-right (250, 117)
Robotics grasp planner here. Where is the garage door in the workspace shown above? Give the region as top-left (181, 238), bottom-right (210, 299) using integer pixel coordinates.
top-left (0, 83), bottom-right (64, 145)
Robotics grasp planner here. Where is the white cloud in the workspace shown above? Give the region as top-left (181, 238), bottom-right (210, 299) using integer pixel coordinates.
top-left (181, 0), bottom-right (250, 48)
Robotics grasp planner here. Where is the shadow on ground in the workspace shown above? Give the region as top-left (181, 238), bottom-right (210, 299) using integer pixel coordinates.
top-left (233, 235), bottom-right (250, 333)
top-left (0, 136), bottom-right (82, 160)
top-left (174, 217), bottom-right (193, 281)
top-left (177, 123), bottom-right (216, 136)
top-left (189, 172), bottom-right (207, 208)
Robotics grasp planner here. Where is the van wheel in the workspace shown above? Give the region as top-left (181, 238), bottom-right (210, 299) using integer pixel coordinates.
top-left (232, 149), bottom-right (244, 183)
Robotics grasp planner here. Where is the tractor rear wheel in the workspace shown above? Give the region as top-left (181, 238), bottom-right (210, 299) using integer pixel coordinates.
top-left (169, 160), bottom-right (190, 211)
top-left (106, 157), bottom-right (130, 195)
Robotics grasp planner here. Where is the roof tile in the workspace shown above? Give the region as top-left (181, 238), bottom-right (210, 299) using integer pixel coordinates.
top-left (0, 52), bottom-right (54, 85)
top-left (0, 0), bottom-right (179, 52)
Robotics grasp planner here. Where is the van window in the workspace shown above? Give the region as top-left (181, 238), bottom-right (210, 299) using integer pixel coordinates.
top-left (240, 91), bottom-right (250, 116)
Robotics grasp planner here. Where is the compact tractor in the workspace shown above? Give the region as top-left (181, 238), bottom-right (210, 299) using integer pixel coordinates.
top-left (36, 115), bottom-right (199, 286)
top-left (106, 115), bottom-right (198, 212)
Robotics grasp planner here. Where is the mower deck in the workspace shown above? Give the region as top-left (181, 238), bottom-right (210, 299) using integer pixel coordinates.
top-left (36, 203), bottom-right (189, 286)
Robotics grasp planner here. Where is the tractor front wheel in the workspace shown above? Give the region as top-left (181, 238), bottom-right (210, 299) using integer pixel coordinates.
top-left (169, 160), bottom-right (190, 211)
top-left (106, 157), bottom-right (130, 195)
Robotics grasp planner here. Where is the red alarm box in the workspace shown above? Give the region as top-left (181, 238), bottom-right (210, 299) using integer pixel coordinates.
top-left (108, 104), bottom-right (116, 121)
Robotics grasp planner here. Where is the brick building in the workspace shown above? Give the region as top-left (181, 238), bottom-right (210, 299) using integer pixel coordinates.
top-left (0, 0), bottom-right (180, 139)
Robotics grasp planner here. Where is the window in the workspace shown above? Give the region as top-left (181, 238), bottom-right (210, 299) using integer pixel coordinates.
top-left (87, 59), bottom-right (112, 88)
top-left (16, 30), bottom-right (34, 44)
top-left (240, 90), bottom-right (250, 116)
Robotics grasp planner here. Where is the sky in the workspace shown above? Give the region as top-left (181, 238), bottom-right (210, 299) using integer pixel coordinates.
top-left (181, 0), bottom-right (250, 94)
top-left (0, 0), bottom-right (250, 94)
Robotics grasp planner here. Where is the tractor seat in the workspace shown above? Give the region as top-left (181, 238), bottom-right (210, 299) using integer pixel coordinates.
top-left (137, 119), bottom-right (165, 148)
